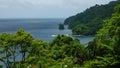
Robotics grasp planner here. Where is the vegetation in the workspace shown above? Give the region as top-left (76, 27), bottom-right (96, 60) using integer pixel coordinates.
top-left (64, 0), bottom-right (120, 35)
top-left (59, 23), bottom-right (65, 30)
top-left (83, 4), bottom-right (120, 68)
top-left (0, 31), bottom-right (86, 68)
top-left (0, 1), bottom-right (120, 68)
top-left (0, 30), bottom-right (33, 68)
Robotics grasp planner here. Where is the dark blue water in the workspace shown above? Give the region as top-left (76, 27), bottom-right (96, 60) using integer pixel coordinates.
top-left (0, 19), bottom-right (72, 42)
top-left (0, 19), bottom-right (94, 43)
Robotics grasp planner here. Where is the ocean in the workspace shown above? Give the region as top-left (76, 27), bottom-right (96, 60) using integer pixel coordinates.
top-left (0, 18), bottom-right (94, 43)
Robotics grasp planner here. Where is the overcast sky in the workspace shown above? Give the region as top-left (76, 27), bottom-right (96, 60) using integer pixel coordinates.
top-left (0, 0), bottom-right (116, 18)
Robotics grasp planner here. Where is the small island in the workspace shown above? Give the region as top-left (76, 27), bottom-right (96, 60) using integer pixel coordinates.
top-left (58, 23), bottom-right (65, 30)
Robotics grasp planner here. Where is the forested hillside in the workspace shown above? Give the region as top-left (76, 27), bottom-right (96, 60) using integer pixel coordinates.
top-left (64, 0), bottom-right (120, 35)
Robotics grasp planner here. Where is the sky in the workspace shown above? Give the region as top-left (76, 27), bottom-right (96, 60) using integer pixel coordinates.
top-left (0, 0), bottom-right (116, 18)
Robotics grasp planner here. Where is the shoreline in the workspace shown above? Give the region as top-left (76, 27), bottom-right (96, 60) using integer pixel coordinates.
top-left (71, 34), bottom-right (84, 37)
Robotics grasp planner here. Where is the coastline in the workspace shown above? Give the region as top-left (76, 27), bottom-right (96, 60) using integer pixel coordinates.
top-left (71, 34), bottom-right (84, 37)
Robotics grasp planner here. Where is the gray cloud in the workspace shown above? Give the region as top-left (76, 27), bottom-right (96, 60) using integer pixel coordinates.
top-left (0, 0), bottom-right (116, 18)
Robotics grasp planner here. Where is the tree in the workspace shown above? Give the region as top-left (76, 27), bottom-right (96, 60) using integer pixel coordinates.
top-left (14, 29), bottom-right (34, 62)
top-left (0, 33), bottom-right (14, 68)
top-left (59, 23), bottom-right (65, 30)
top-left (0, 29), bottom-right (34, 68)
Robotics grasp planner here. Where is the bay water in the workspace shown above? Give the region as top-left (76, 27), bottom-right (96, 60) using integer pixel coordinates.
top-left (0, 18), bottom-right (94, 43)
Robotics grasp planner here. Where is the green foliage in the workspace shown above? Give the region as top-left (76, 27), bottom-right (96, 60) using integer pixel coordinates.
top-left (26, 35), bottom-right (87, 68)
top-left (87, 38), bottom-right (114, 59)
top-left (0, 31), bottom-right (85, 68)
top-left (72, 24), bottom-right (89, 35)
top-left (85, 4), bottom-right (120, 68)
top-left (82, 55), bottom-right (119, 68)
top-left (64, 0), bottom-right (120, 35)
top-left (59, 23), bottom-right (65, 30)
top-left (0, 29), bottom-right (34, 68)
top-left (97, 4), bottom-right (120, 55)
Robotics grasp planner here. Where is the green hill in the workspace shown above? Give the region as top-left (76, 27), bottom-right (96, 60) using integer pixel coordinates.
top-left (64, 0), bottom-right (120, 35)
